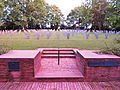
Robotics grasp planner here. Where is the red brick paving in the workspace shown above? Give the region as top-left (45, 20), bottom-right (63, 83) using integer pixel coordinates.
top-left (35, 58), bottom-right (83, 78)
top-left (0, 81), bottom-right (120, 90)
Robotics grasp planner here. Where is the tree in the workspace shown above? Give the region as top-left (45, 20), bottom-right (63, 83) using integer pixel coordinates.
top-left (67, 4), bottom-right (92, 29)
top-left (105, 0), bottom-right (120, 31)
top-left (51, 5), bottom-right (63, 24)
top-left (86, 0), bottom-right (120, 30)
top-left (32, 0), bottom-right (47, 25)
top-left (0, 0), bottom-right (4, 17)
top-left (44, 4), bottom-right (63, 29)
top-left (67, 7), bottom-right (81, 27)
top-left (92, 0), bottom-right (108, 30)
top-left (1, 0), bottom-right (47, 30)
top-left (2, 0), bottom-right (23, 29)
top-left (0, 0), bottom-right (5, 28)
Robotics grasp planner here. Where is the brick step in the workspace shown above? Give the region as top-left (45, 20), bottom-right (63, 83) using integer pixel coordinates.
top-left (41, 55), bottom-right (76, 58)
top-left (24, 78), bottom-right (85, 82)
top-left (42, 51), bottom-right (75, 54)
top-left (35, 76), bottom-right (84, 79)
top-left (35, 71), bottom-right (84, 79)
top-left (43, 50), bottom-right (74, 53)
top-left (43, 49), bottom-right (73, 51)
top-left (43, 53), bottom-right (75, 55)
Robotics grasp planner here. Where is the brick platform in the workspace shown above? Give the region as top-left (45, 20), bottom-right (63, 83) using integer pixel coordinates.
top-left (0, 48), bottom-right (120, 82)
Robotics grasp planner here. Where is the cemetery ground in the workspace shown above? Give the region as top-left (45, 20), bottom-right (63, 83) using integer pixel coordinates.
top-left (0, 30), bottom-right (120, 90)
top-left (0, 29), bottom-right (119, 50)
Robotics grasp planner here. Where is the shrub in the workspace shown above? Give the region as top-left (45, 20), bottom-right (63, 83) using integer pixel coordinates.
top-left (0, 44), bottom-right (11, 55)
top-left (100, 37), bottom-right (120, 56)
top-left (114, 37), bottom-right (120, 44)
top-left (110, 44), bottom-right (120, 56)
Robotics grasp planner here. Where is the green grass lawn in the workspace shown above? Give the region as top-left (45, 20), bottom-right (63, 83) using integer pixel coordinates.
top-left (0, 30), bottom-right (118, 50)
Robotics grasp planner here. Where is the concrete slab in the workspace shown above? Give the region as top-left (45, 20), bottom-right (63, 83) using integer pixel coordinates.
top-left (0, 50), bottom-right (40, 59)
top-left (77, 50), bottom-right (120, 59)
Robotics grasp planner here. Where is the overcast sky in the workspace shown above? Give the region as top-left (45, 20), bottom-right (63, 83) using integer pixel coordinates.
top-left (45, 0), bottom-right (84, 17)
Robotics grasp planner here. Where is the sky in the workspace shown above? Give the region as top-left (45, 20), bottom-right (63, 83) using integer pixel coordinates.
top-left (45, 0), bottom-right (84, 17)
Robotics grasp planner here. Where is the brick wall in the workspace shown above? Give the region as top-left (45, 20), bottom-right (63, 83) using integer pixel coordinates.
top-left (85, 59), bottom-right (120, 81)
top-left (34, 51), bottom-right (41, 75)
top-left (0, 59), bottom-right (8, 81)
top-left (20, 59), bottom-right (34, 81)
top-left (76, 52), bottom-right (86, 76)
top-left (0, 58), bottom-right (35, 82)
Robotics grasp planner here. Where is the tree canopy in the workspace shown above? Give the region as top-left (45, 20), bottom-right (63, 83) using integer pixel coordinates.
top-left (0, 0), bottom-right (120, 30)
top-left (67, 0), bottom-right (120, 30)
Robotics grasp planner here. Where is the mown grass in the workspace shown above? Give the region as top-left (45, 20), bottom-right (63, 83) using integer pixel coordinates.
top-left (0, 30), bottom-right (118, 50)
